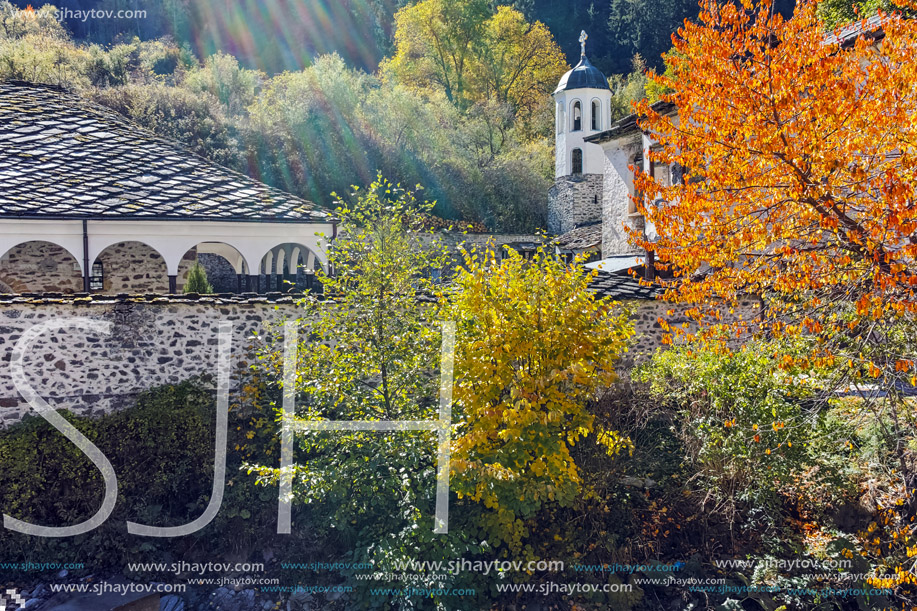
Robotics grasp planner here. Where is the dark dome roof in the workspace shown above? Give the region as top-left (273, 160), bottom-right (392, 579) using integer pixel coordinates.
top-left (554, 55), bottom-right (609, 93)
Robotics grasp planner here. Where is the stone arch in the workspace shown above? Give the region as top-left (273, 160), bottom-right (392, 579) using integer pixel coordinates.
top-left (91, 241), bottom-right (169, 294)
top-left (259, 243), bottom-right (325, 293)
top-left (0, 240), bottom-right (84, 293)
top-left (177, 242), bottom-right (250, 293)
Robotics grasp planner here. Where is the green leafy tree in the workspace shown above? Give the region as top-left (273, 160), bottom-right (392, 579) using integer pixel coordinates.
top-left (183, 52), bottom-right (264, 115)
top-left (252, 174), bottom-right (451, 547)
top-left (609, 54), bottom-right (650, 120)
top-left (0, 2), bottom-right (67, 40)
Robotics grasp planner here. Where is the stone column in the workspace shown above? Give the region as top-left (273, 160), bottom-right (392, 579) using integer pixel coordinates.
top-left (168, 275), bottom-right (177, 294)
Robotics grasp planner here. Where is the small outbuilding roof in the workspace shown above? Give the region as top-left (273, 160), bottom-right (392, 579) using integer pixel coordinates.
top-left (554, 223), bottom-right (602, 251)
top-left (0, 81), bottom-right (331, 223)
top-left (584, 100), bottom-right (677, 144)
top-left (587, 269), bottom-right (661, 301)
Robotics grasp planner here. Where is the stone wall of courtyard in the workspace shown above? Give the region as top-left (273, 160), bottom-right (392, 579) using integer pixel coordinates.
top-left (0, 293), bottom-right (753, 426)
top-left (0, 294), bottom-right (301, 426)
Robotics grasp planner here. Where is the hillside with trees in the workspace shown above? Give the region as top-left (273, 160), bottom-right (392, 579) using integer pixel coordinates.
top-left (0, 0), bottom-right (815, 232)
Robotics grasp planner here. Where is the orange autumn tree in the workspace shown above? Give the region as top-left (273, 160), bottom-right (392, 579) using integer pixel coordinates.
top-left (635, 0), bottom-right (917, 346)
top-left (632, 0), bottom-right (917, 596)
top-left (633, 0), bottom-right (917, 399)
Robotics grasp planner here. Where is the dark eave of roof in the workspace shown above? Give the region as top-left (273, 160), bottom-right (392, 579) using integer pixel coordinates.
top-left (584, 101), bottom-right (677, 145)
top-left (0, 81), bottom-right (333, 223)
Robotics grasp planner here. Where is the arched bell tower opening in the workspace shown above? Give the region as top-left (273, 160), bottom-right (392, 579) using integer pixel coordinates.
top-left (548, 30), bottom-right (612, 236)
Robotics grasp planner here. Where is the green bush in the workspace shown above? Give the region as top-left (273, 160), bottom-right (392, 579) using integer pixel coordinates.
top-left (183, 261), bottom-right (213, 294)
top-left (635, 341), bottom-right (838, 536)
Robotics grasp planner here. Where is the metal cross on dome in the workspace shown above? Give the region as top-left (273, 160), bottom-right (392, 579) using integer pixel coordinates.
top-left (579, 30), bottom-right (588, 56)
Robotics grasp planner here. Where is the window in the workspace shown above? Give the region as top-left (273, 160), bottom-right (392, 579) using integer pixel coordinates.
top-left (671, 163), bottom-right (684, 185)
top-left (591, 100), bottom-right (600, 131)
top-left (89, 262), bottom-right (104, 291)
top-left (572, 101), bottom-right (582, 131)
top-left (572, 148), bottom-right (583, 174)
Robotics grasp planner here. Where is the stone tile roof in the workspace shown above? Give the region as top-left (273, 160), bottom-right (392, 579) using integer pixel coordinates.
top-left (825, 13), bottom-right (885, 48)
top-left (0, 81), bottom-right (332, 223)
top-left (554, 223), bottom-right (602, 251)
top-left (584, 101), bottom-right (677, 145)
top-left (587, 269), bottom-right (661, 301)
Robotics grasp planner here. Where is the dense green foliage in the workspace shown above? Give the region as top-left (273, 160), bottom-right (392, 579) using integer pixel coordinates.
top-left (0, 378), bottom-right (298, 573)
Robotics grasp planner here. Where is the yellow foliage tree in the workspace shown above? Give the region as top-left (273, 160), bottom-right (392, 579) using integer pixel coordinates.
top-left (382, 0), bottom-right (567, 114)
top-left (469, 6), bottom-right (569, 117)
top-left (444, 246), bottom-right (633, 551)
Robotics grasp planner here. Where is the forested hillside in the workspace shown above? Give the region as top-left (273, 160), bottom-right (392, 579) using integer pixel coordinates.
top-left (3, 0), bottom-right (788, 74)
top-left (0, 1), bottom-right (575, 231)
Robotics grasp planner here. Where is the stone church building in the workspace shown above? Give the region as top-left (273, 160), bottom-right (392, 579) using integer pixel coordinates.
top-left (549, 33), bottom-right (676, 277)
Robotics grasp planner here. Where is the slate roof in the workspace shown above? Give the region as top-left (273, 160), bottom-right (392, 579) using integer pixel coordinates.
top-left (584, 101), bottom-right (677, 145)
top-left (825, 13), bottom-right (885, 47)
top-left (554, 55), bottom-right (610, 93)
top-left (0, 81), bottom-right (332, 223)
top-left (587, 269), bottom-right (661, 301)
top-left (554, 223), bottom-right (602, 251)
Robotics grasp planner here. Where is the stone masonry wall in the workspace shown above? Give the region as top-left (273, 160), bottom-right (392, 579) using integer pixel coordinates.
top-left (548, 174), bottom-right (603, 235)
top-left (96, 241), bottom-right (197, 294)
top-left (0, 293), bottom-right (755, 426)
top-left (197, 252), bottom-right (239, 293)
top-left (0, 294), bottom-right (300, 426)
top-left (622, 298), bottom-right (762, 368)
top-left (601, 136), bottom-right (644, 258)
top-left (0, 241), bottom-right (84, 293)
top-left (0, 241), bottom-right (199, 295)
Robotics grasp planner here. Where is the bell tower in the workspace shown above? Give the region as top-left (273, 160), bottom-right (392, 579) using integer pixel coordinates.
top-left (548, 31), bottom-right (612, 235)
